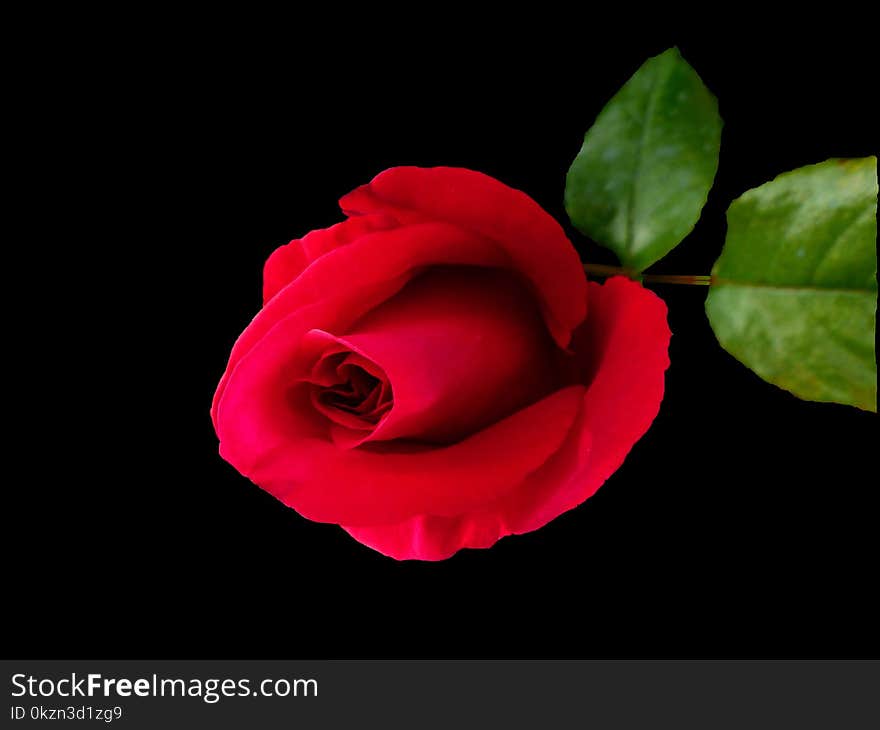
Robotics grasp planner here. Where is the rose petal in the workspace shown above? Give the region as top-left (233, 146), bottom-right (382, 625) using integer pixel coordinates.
top-left (262, 213), bottom-right (399, 303)
top-left (263, 385), bottom-right (585, 525)
top-left (342, 277), bottom-right (671, 559)
top-left (339, 166), bottom-right (587, 348)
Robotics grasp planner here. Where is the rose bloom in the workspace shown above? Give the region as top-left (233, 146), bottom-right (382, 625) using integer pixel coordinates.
top-left (212, 167), bottom-right (670, 560)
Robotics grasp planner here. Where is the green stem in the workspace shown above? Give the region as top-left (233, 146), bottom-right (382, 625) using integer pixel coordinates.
top-left (583, 263), bottom-right (712, 286)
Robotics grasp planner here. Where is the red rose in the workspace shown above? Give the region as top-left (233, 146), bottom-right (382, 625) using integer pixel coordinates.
top-left (212, 167), bottom-right (671, 560)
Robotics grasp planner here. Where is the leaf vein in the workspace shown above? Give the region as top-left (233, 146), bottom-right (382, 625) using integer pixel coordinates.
top-left (713, 280), bottom-right (877, 295)
top-left (625, 57), bottom-right (675, 260)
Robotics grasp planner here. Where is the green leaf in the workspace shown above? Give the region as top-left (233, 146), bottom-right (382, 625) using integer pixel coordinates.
top-left (565, 47), bottom-right (722, 272)
top-left (706, 157), bottom-right (878, 412)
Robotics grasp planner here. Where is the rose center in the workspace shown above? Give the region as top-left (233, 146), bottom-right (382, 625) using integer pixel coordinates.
top-left (306, 350), bottom-right (393, 431)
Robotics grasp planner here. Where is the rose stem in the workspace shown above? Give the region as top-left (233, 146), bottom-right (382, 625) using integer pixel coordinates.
top-left (583, 263), bottom-right (712, 286)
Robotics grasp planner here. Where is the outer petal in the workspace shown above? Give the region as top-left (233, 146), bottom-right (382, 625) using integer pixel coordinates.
top-left (339, 166), bottom-right (588, 348)
top-left (343, 277), bottom-right (671, 560)
top-left (262, 213), bottom-right (398, 303)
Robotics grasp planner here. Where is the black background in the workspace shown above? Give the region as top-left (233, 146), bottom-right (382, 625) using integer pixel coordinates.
top-left (10, 24), bottom-right (878, 658)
